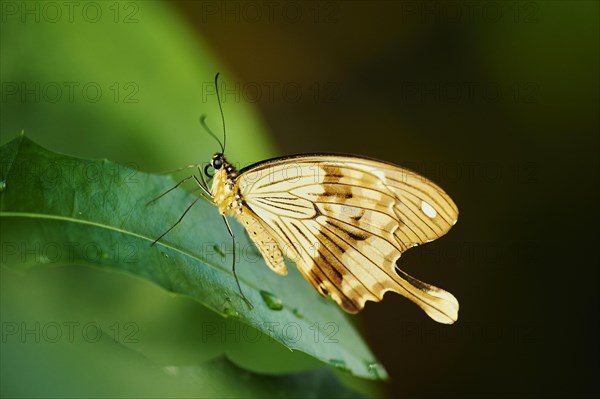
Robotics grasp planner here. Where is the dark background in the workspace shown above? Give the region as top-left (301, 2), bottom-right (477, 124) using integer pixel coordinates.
top-left (2, 1), bottom-right (598, 398)
top-left (175, 1), bottom-right (599, 397)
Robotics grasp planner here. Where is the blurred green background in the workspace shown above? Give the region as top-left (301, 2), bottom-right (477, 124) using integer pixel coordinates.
top-left (1, 1), bottom-right (599, 398)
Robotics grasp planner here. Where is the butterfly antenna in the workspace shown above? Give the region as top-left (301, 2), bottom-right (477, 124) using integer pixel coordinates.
top-left (200, 114), bottom-right (224, 153)
top-left (214, 72), bottom-right (227, 153)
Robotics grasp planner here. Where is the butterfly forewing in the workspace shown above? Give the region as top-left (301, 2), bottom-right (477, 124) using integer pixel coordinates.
top-left (233, 155), bottom-right (459, 324)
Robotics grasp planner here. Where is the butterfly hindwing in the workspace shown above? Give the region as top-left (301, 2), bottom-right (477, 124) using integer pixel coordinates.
top-left (233, 155), bottom-right (459, 324)
top-left (238, 211), bottom-right (287, 276)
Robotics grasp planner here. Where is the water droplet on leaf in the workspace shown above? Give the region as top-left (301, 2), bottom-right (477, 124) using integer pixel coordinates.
top-left (224, 307), bottom-right (239, 317)
top-left (329, 359), bottom-right (351, 374)
top-left (260, 290), bottom-right (283, 311)
top-left (367, 362), bottom-right (386, 379)
top-left (0, 180), bottom-right (6, 192)
top-left (39, 255), bottom-right (51, 264)
top-left (162, 366), bottom-right (180, 376)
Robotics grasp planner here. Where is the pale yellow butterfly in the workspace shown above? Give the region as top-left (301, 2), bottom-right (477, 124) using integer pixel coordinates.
top-left (154, 74), bottom-right (459, 324)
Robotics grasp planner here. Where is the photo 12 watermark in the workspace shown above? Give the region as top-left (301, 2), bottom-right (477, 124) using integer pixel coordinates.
top-left (0, 159), bottom-right (140, 190)
top-left (396, 81), bottom-right (540, 104)
top-left (201, 80), bottom-right (339, 104)
top-left (400, 160), bottom-right (539, 185)
top-left (1, 81), bottom-right (140, 104)
top-left (199, 320), bottom-right (339, 345)
top-left (1, 240), bottom-right (140, 265)
top-left (0, 1), bottom-right (141, 24)
top-left (1, 321), bottom-right (140, 344)
top-left (398, 1), bottom-right (540, 24)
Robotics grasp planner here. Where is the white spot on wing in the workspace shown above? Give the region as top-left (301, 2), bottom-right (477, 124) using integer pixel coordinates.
top-left (421, 200), bottom-right (437, 218)
top-left (369, 169), bottom-right (387, 182)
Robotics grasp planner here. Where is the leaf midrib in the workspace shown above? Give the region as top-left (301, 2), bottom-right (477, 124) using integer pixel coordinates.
top-left (0, 210), bottom-right (354, 352)
top-left (0, 210), bottom-right (241, 283)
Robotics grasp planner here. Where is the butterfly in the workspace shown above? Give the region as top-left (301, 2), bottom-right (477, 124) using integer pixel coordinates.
top-left (152, 74), bottom-right (459, 324)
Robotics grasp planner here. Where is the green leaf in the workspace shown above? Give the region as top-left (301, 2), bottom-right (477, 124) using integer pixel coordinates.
top-left (0, 136), bottom-right (387, 380)
top-left (163, 356), bottom-right (367, 399)
top-left (0, 265), bottom-right (364, 398)
top-left (4, 338), bottom-right (365, 399)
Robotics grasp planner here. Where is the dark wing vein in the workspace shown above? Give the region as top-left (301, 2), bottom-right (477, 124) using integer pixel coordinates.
top-left (398, 188), bottom-right (451, 230)
top-left (316, 220), bottom-right (385, 297)
top-left (385, 175), bottom-right (456, 224)
top-left (254, 198), bottom-right (310, 214)
top-left (315, 212), bottom-right (398, 260)
top-left (395, 195), bottom-right (438, 239)
top-left (285, 219), bottom-right (357, 307)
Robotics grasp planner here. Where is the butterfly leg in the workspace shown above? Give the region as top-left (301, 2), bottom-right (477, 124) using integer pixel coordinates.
top-left (151, 196), bottom-right (203, 246)
top-left (195, 167), bottom-right (212, 198)
top-left (221, 215), bottom-right (254, 310)
top-left (154, 163), bottom-right (199, 175)
top-left (149, 171), bottom-right (214, 245)
top-left (146, 175), bottom-right (196, 205)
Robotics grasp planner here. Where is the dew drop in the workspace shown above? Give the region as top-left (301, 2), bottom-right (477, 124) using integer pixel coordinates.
top-left (367, 362), bottom-right (387, 379)
top-left (38, 255), bottom-right (51, 264)
top-left (162, 366), bottom-right (180, 376)
top-left (329, 359), bottom-right (351, 374)
top-left (259, 290), bottom-right (283, 311)
top-left (224, 307), bottom-right (239, 317)
top-left (160, 252), bottom-right (169, 258)
top-left (292, 308), bottom-right (303, 319)
top-left (0, 180), bottom-right (6, 192)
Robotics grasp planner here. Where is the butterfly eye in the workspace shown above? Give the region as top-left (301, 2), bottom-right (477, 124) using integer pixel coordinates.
top-left (213, 158), bottom-right (223, 169)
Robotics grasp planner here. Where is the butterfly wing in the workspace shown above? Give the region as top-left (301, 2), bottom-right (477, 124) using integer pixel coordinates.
top-left (237, 211), bottom-right (287, 276)
top-left (234, 154), bottom-right (459, 324)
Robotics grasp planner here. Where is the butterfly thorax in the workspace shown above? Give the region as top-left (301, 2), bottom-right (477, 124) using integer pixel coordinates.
top-left (210, 158), bottom-right (241, 216)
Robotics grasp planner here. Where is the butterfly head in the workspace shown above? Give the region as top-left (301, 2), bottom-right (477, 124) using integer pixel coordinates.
top-left (211, 153), bottom-right (224, 170)
top-left (205, 152), bottom-right (236, 180)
